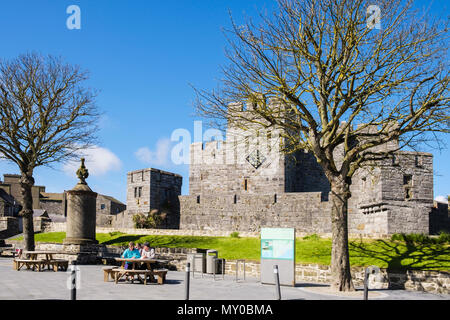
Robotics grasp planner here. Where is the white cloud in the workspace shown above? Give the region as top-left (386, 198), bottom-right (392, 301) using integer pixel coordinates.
top-left (62, 145), bottom-right (122, 177)
top-left (435, 195), bottom-right (448, 203)
top-left (135, 138), bottom-right (172, 166)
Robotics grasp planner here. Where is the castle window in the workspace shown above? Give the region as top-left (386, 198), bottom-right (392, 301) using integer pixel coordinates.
top-left (403, 175), bottom-right (412, 186)
top-left (197, 195), bottom-right (200, 204)
top-left (244, 179), bottom-right (248, 191)
top-left (234, 194), bottom-right (237, 204)
top-left (134, 187), bottom-right (142, 198)
top-left (403, 175), bottom-right (413, 200)
top-left (100, 204), bottom-right (105, 210)
top-left (415, 155), bottom-right (423, 167)
top-left (405, 188), bottom-right (413, 200)
top-left (274, 194), bottom-right (277, 203)
top-left (392, 154), bottom-right (399, 166)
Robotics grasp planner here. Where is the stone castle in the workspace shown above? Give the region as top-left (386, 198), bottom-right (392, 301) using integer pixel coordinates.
top-left (177, 101), bottom-right (449, 236)
top-left (3, 100), bottom-right (447, 237)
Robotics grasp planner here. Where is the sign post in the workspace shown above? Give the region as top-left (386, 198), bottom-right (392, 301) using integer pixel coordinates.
top-left (260, 228), bottom-right (295, 287)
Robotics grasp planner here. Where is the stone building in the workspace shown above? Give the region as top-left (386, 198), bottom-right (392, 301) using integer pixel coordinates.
top-left (0, 173), bottom-right (126, 222)
top-left (0, 189), bottom-right (19, 217)
top-left (180, 100), bottom-right (449, 236)
top-left (124, 168), bottom-right (183, 229)
top-left (97, 194), bottom-right (126, 215)
top-left (0, 174), bottom-right (45, 211)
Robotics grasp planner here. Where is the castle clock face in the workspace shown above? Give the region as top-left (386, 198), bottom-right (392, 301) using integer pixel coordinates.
top-left (246, 150), bottom-right (266, 169)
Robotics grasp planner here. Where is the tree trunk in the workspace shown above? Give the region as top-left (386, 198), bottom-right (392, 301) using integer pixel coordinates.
top-left (19, 171), bottom-right (35, 251)
top-left (329, 176), bottom-right (355, 292)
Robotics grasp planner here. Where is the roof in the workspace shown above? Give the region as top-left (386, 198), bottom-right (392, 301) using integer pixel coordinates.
top-left (128, 168), bottom-right (183, 178)
top-left (99, 194), bottom-right (125, 206)
top-left (40, 192), bottom-right (64, 201)
top-left (32, 209), bottom-right (48, 218)
top-left (0, 189), bottom-right (15, 205)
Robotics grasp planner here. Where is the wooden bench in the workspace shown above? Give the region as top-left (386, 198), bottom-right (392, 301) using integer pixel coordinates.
top-left (14, 259), bottom-right (45, 272)
top-left (103, 267), bottom-right (115, 282)
top-left (152, 269), bottom-right (168, 285)
top-left (111, 268), bottom-right (168, 285)
top-left (46, 259), bottom-right (69, 272)
top-left (112, 269), bottom-right (154, 285)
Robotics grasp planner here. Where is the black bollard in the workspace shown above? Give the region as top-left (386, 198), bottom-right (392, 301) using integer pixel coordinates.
top-left (274, 265), bottom-right (281, 300)
top-left (70, 261), bottom-right (77, 301)
top-left (363, 267), bottom-right (368, 300)
top-left (185, 262), bottom-right (191, 300)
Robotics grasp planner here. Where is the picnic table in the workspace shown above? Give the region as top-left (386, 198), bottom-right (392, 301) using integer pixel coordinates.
top-left (14, 250), bottom-right (68, 272)
top-left (23, 250), bottom-right (63, 261)
top-left (106, 258), bottom-right (168, 285)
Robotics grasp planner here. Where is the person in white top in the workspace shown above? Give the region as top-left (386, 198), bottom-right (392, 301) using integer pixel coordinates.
top-left (140, 242), bottom-right (156, 276)
top-left (140, 242), bottom-right (155, 259)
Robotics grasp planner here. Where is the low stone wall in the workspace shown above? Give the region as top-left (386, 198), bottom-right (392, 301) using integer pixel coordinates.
top-left (223, 261), bottom-right (449, 294)
top-left (157, 249), bottom-right (449, 294)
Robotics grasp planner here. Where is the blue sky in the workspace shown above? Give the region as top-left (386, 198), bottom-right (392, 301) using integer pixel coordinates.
top-left (0, 0), bottom-right (448, 204)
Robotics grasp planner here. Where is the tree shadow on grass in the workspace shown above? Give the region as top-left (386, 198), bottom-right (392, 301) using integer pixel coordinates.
top-left (349, 236), bottom-right (450, 290)
top-left (101, 235), bottom-right (143, 246)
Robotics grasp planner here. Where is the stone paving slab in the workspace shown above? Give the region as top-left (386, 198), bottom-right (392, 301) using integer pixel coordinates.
top-left (0, 258), bottom-right (448, 300)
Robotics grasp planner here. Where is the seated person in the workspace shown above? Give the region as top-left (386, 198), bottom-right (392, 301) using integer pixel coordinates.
top-left (135, 243), bottom-right (143, 255)
top-left (140, 242), bottom-right (155, 259)
top-left (121, 241), bottom-right (141, 269)
top-left (139, 242), bottom-right (156, 272)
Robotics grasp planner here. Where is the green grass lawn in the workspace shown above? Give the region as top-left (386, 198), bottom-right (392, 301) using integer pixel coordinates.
top-left (12, 232), bottom-right (450, 271)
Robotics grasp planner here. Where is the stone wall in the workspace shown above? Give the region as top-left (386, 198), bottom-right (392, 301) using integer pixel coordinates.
top-left (181, 149), bottom-right (439, 235)
top-left (39, 200), bottom-right (64, 216)
top-left (430, 202), bottom-right (450, 234)
top-left (0, 217), bottom-right (20, 239)
top-left (180, 193), bottom-right (434, 235)
top-left (145, 246), bottom-right (450, 294)
top-left (127, 168), bottom-right (182, 229)
top-left (180, 192), bottom-right (331, 233)
top-left (110, 211), bottom-right (135, 229)
top-left (96, 194), bottom-right (126, 215)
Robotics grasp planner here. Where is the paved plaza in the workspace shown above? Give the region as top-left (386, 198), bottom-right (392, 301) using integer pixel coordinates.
top-left (0, 257), bottom-right (448, 300)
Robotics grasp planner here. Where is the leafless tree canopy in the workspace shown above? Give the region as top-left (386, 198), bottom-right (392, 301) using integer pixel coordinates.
top-left (0, 53), bottom-right (100, 173)
top-left (0, 52), bottom-right (100, 252)
top-left (193, 0), bottom-right (449, 291)
top-left (195, 0), bottom-right (449, 178)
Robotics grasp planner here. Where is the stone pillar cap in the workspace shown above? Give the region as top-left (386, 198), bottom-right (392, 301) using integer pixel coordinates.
top-left (70, 183), bottom-right (93, 192)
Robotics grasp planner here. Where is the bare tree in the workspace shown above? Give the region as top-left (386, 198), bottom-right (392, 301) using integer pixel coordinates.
top-left (193, 0), bottom-right (449, 291)
top-left (0, 53), bottom-right (100, 251)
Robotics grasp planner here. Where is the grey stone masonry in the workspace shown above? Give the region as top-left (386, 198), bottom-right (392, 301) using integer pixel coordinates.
top-left (179, 101), bottom-right (448, 235)
top-left (126, 168), bottom-right (182, 229)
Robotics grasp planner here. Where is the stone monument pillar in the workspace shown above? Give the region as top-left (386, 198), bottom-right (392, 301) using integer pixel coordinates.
top-left (64, 158), bottom-right (98, 245)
